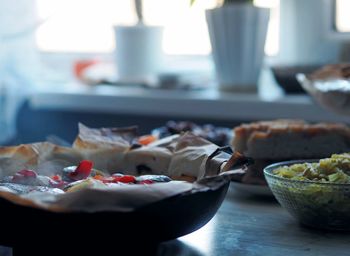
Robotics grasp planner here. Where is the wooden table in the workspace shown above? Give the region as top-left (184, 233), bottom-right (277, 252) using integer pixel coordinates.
top-left (158, 184), bottom-right (350, 256)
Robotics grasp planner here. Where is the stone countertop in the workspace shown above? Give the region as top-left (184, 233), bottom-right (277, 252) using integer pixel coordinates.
top-left (159, 184), bottom-right (350, 256)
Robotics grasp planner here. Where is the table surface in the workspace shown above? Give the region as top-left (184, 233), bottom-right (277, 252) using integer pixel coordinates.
top-left (158, 184), bottom-right (350, 256)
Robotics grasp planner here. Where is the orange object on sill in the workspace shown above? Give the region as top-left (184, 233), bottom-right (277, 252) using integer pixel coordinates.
top-left (73, 59), bottom-right (99, 79)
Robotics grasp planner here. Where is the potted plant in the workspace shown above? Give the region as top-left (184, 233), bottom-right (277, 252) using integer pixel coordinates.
top-left (193, 0), bottom-right (270, 92)
top-left (114, 0), bottom-right (163, 83)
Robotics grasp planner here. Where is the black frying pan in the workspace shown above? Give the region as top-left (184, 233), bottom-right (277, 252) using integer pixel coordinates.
top-left (0, 177), bottom-right (230, 256)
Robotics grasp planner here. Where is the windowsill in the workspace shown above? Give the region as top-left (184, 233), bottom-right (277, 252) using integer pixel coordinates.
top-left (29, 53), bottom-right (348, 123)
top-left (29, 73), bottom-right (349, 123)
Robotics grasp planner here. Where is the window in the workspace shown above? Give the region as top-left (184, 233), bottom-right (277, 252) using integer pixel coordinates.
top-left (36, 0), bottom-right (279, 56)
top-left (335, 0), bottom-right (350, 32)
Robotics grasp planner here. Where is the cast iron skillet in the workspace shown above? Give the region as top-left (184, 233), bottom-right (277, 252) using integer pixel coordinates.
top-left (0, 177), bottom-right (230, 256)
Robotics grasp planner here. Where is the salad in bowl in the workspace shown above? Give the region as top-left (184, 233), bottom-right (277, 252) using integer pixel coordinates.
top-left (264, 153), bottom-right (350, 230)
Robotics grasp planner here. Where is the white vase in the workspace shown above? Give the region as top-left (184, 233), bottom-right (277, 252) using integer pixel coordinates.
top-left (114, 25), bottom-right (163, 83)
top-left (206, 4), bottom-right (270, 91)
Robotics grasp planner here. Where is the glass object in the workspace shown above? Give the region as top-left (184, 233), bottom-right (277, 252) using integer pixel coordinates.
top-left (265, 160), bottom-right (350, 230)
top-left (297, 73), bottom-right (350, 116)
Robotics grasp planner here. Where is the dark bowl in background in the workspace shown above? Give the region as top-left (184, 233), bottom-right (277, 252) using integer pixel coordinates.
top-left (271, 65), bottom-right (321, 94)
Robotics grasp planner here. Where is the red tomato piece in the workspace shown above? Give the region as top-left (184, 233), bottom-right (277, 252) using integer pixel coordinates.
top-left (139, 180), bottom-right (154, 185)
top-left (113, 175), bottom-right (136, 183)
top-left (12, 169), bottom-right (37, 182)
top-left (51, 175), bottom-right (62, 181)
top-left (68, 160), bottom-right (93, 181)
top-left (49, 179), bottom-right (67, 189)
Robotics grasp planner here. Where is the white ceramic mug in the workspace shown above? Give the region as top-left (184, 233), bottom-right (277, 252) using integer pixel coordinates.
top-left (114, 25), bottom-right (163, 83)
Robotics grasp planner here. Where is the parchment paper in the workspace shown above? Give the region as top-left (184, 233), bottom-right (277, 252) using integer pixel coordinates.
top-left (0, 125), bottom-right (249, 212)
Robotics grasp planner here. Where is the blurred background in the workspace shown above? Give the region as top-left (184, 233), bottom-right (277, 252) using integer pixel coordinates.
top-left (0, 0), bottom-right (350, 145)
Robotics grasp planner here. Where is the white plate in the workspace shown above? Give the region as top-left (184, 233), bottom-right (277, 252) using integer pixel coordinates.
top-left (229, 181), bottom-right (273, 197)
